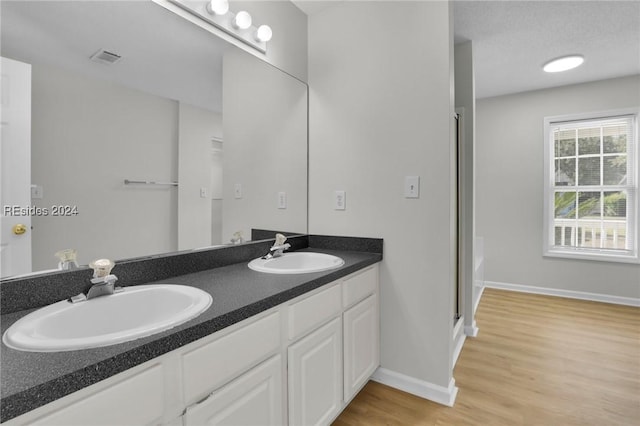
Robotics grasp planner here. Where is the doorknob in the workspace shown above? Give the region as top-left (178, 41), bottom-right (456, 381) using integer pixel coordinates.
top-left (12, 224), bottom-right (27, 235)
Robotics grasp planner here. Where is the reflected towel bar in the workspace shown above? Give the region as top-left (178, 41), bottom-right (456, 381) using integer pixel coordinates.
top-left (124, 179), bottom-right (179, 186)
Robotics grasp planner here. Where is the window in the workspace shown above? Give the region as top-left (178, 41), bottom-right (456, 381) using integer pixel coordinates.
top-left (543, 109), bottom-right (639, 263)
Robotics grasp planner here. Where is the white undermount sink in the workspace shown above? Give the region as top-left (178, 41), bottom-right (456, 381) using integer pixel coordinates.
top-left (248, 252), bottom-right (345, 274)
top-left (2, 284), bottom-right (212, 352)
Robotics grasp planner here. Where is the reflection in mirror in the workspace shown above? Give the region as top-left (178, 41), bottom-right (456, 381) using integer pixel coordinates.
top-left (0, 1), bottom-right (308, 278)
top-left (222, 48), bottom-right (308, 242)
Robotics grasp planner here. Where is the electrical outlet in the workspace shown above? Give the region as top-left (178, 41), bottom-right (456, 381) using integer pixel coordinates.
top-left (334, 190), bottom-right (346, 210)
top-left (278, 192), bottom-right (287, 209)
top-left (234, 183), bottom-right (242, 199)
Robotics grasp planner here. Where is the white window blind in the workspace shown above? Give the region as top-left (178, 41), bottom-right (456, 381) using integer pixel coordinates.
top-left (544, 110), bottom-right (639, 263)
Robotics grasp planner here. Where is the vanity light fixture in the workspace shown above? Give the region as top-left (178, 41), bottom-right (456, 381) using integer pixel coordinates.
top-left (255, 25), bottom-right (273, 42)
top-left (543, 55), bottom-right (584, 73)
top-left (233, 11), bottom-right (252, 30)
top-left (206, 0), bottom-right (229, 15)
top-left (165, 0), bottom-right (271, 53)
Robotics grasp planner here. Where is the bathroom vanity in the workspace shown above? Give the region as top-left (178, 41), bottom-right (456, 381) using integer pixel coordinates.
top-left (0, 235), bottom-right (382, 425)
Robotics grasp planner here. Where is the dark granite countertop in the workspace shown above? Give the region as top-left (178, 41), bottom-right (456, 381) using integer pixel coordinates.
top-left (0, 245), bottom-right (381, 422)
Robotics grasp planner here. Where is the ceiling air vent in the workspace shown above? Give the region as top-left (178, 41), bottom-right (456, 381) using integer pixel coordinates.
top-left (90, 49), bottom-right (122, 65)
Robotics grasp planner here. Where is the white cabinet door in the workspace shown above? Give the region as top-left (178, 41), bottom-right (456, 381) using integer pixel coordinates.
top-left (343, 294), bottom-right (379, 402)
top-left (288, 317), bottom-right (342, 426)
top-left (183, 355), bottom-right (283, 426)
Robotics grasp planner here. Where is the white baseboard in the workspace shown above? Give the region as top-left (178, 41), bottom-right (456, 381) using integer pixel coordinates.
top-left (452, 318), bottom-right (466, 365)
top-left (484, 281), bottom-right (640, 307)
top-left (462, 285), bottom-right (485, 338)
top-left (464, 320), bottom-right (478, 337)
top-left (453, 316), bottom-right (464, 339)
top-left (473, 284), bottom-right (485, 313)
top-left (371, 368), bottom-right (458, 407)
top-left (452, 330), bottom-right (466, 366)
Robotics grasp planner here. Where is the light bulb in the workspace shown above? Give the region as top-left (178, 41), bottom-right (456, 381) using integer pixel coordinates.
top-left (233, 11), bottom-right (252, 30)
top-left (206, 0), bottom-right (229, 15)
top-left (543, 55), bottom-right (584, 73)
top-left (255, 25), bottom-right (272, 42)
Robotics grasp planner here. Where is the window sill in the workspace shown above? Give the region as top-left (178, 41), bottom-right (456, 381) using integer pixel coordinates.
top-left (544, 248), bottom-right (639, 264)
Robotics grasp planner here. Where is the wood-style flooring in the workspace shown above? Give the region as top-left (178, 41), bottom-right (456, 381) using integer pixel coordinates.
top-left (333, 288), bottom-right (640, 426)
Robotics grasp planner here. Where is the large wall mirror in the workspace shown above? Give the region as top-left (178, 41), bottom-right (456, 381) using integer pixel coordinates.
top-left (0, 0), bottom-right (308, 278)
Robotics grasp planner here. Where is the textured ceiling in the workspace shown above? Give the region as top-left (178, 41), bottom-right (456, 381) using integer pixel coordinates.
top-left (453, 0), bottom-right (640, 99)
top-left (294, 0), bottom-right (640, 99)
top-left (4, 1), bottom-right (638, 105)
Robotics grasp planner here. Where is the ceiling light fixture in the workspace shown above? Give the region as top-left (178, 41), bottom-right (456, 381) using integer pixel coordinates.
top-left (166, 0), bottom-right (271, 53)
top-left (543, 55), bottom-right (585, 73)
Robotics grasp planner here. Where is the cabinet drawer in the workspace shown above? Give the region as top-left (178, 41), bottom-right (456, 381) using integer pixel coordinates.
top-left (182, 311), bottom-right (280, 404)
top-left (32, 364), bottom-right (164, 426)
top-left (288, 284), bottom-right (341, 341)
top-left (342, 265), bottom-right (378, 308)
top-left (183, 355), bottom-right (283, 426)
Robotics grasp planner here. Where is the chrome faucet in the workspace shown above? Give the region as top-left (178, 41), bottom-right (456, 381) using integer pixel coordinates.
top-left (55, 248), bottom-right (79, 271)
top-left (230, 230), bottom-right (244, 245)
top-left (262, 233), bottom-right (291, 260)
top-left (86, 274), bottom-right (121, 299)
top-left (69, 259), bottom-right (123, 303)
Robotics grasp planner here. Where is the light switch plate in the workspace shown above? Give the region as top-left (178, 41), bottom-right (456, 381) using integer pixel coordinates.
top-left (200, 187), bottom-right (208, 198)
top-left (405, 176), bottom-right (420, 198)
top-left (334, 190), bottom-right (346, 210)
top-left (31, 185), bottom-right (43, 199)
top-left (234, 183), bottom-right (242, 199)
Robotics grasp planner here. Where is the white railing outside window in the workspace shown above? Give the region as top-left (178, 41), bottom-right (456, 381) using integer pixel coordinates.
top-left (554, 218), bottom-right (627, 250)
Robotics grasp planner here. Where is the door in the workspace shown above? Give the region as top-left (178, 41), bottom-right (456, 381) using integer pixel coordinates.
top-left (288, 317), bottom-right (342, 426)
top-left (0, 56), bottom-right (32, 277)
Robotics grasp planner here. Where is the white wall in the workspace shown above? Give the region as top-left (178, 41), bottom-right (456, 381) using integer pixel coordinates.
top-left (222, 48), bottom-right (308, 243)
top-left (476, 75), bottom-right (640, 299)
top-left (178, 103), bottom-right (223, 250)
top-left (31, 63), bottom-right (178, 269)
top-left (308, 0), bottom-right (457, 396)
